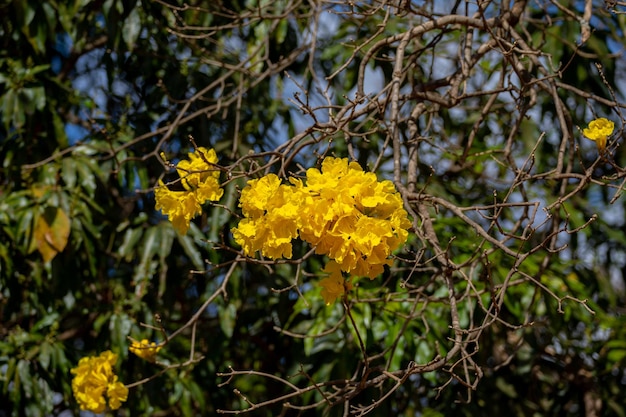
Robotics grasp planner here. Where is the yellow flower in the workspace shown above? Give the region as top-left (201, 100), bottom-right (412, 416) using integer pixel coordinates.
top-left (155, 181), bottom-right (201, 234)
top-left (129, 339), bottom-right (162, 362)
top-left (583, 117), bottom-right (614, 152)
top-left (232, 174), bottom-right (300, 259)
top-left (232, 156), bottom-right (411, 304)
top-left (70, 350), bottom-right (128, 413)
top-left (155, 147), bottom-right (224, 234)
top-left (176, 147), bottom-right (223, 198)
top-left (299, 157), bottom-right (411, 278)
top-left (107, 379), bottom-right (129, 409)
top-left (238, 174), bottom-right (283, 218)
top-left (319, 261), bottom-right (353, 305)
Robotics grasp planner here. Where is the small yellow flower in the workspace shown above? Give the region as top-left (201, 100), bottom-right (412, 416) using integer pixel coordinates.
top-left (70, 351), bottom-right (128, 413)
top-left (583, 117), bottom-right (614, 152)
top-left (129, 339), bottom-right (162, 362)
top-left (155, 147), bottom-right (224, 234)
top-left (155, 180), bottom-right (201, 234)
top-left (319, 261), bottom-right (353, 305)
top-left (176, 147), bottom-right (223, 199)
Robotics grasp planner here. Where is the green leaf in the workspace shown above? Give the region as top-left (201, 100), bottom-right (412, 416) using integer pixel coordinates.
top-left (422, 409), bottom-right (445, 417)
top-left (605, 339), bottom-right (626, 365)
top-left (133, 226), bottom-right (160, 297)
top-left (17, 359), bottom-right (32, 398)
top-left (38, 341), bottom-right (51, 370)
top-left (122, 6), bottom-right (141, 50)
top-left (32, 312), bottom-right (59, 332)
top-left (177, 227), bottom-right (204, 270)
top-left (15, 2), bottom-right (36, 28)
top-left (415, 339), bottom-right (434, 365)
top-left (118, 227), bottom-right (143, 261)
top-left (2, 89), bottom-right (22, 128)
top-left (109, 313), bottom-right (132, 353)
top-left (74, 158), bottom-right (98, 194)
top-left (31, 86), bottom-right (46, 111)
top-left (50, 342), bottom-right (69, 373)
top-left (24, 64), bottom-right (50, 78)
top-left (2, 357), bottom-right (17, 393)
top-left (495, 376), bottom-right (519, 398)
top-left (219, 303), bottom-right (237, 338)
top-left (61, 158), bottom-right (77, 189)
top-left (275, 19), bottom-right (288, 44)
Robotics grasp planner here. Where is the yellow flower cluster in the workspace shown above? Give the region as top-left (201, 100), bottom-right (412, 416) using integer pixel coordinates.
top-left (129, 339), bottom-right (162, 362)
top-left (155, 147), bottom-right (224, 234)
top-left (232, 157), bottom-right (411, 303)
top-left (70, 351), bottom-right (128, 413)
top-left (583, 117), bottom-right (614, 153)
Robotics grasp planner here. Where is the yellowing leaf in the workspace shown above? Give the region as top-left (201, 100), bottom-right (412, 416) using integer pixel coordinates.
top-left (33, 207), bottom-right (70, 262)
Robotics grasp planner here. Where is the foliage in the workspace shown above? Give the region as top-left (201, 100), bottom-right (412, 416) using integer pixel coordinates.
top-left (1, 0), bottom-right (626, 416)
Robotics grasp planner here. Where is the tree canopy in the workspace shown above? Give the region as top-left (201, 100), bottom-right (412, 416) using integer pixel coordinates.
top-left (2, 0), bottom-right (626, 416)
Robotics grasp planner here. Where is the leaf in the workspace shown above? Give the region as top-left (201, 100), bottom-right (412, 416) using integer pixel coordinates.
top-left (74, 157), bottom-right (98, 194)
top-left (15, 2), bottom-right (36, 28)
top-left (38, 341), bottom-right (51, 370)
top-left (24, 64), bottom-right (51, 78)
top-left (605, 339), bottom-right (626, 365)
top-left (3, 357), bottom-right (16, 394)
top-left (157, 224), bottom-right (175, 297)
top-left (109, 312), bottom-right (132, 353)
top-left (32, 312), bottom-right (59, 332)
top-left (133, 226), bottom-right (160, 298)
top-left (275, 19), bottom-right (288, 44)
top-left (177, 227), bottom-right (204, 270)
top-left (33, 207), bottom-right (70, 262)
top-left (118, 227), bottom-right (143, 261)
top-left (219, 303), bottom-right (237, 338)
top-left (422, 409), bottom-right (445, 417)
top-left (1, 89), bottom-right (21, 128)
top-left (122, 6), bottom-right (141, 50)
top-left (17, 359), bottom-right (32, 398)
top-left (50, 342), bottom-right (69, 373)
top-left (31, 86), bottom-right (47, 111)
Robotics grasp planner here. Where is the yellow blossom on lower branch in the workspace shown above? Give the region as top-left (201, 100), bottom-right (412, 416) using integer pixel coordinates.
top-left (129, 338), bottom-right (162, 363)
top-left (70, 350), bottom-right (128, 413)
